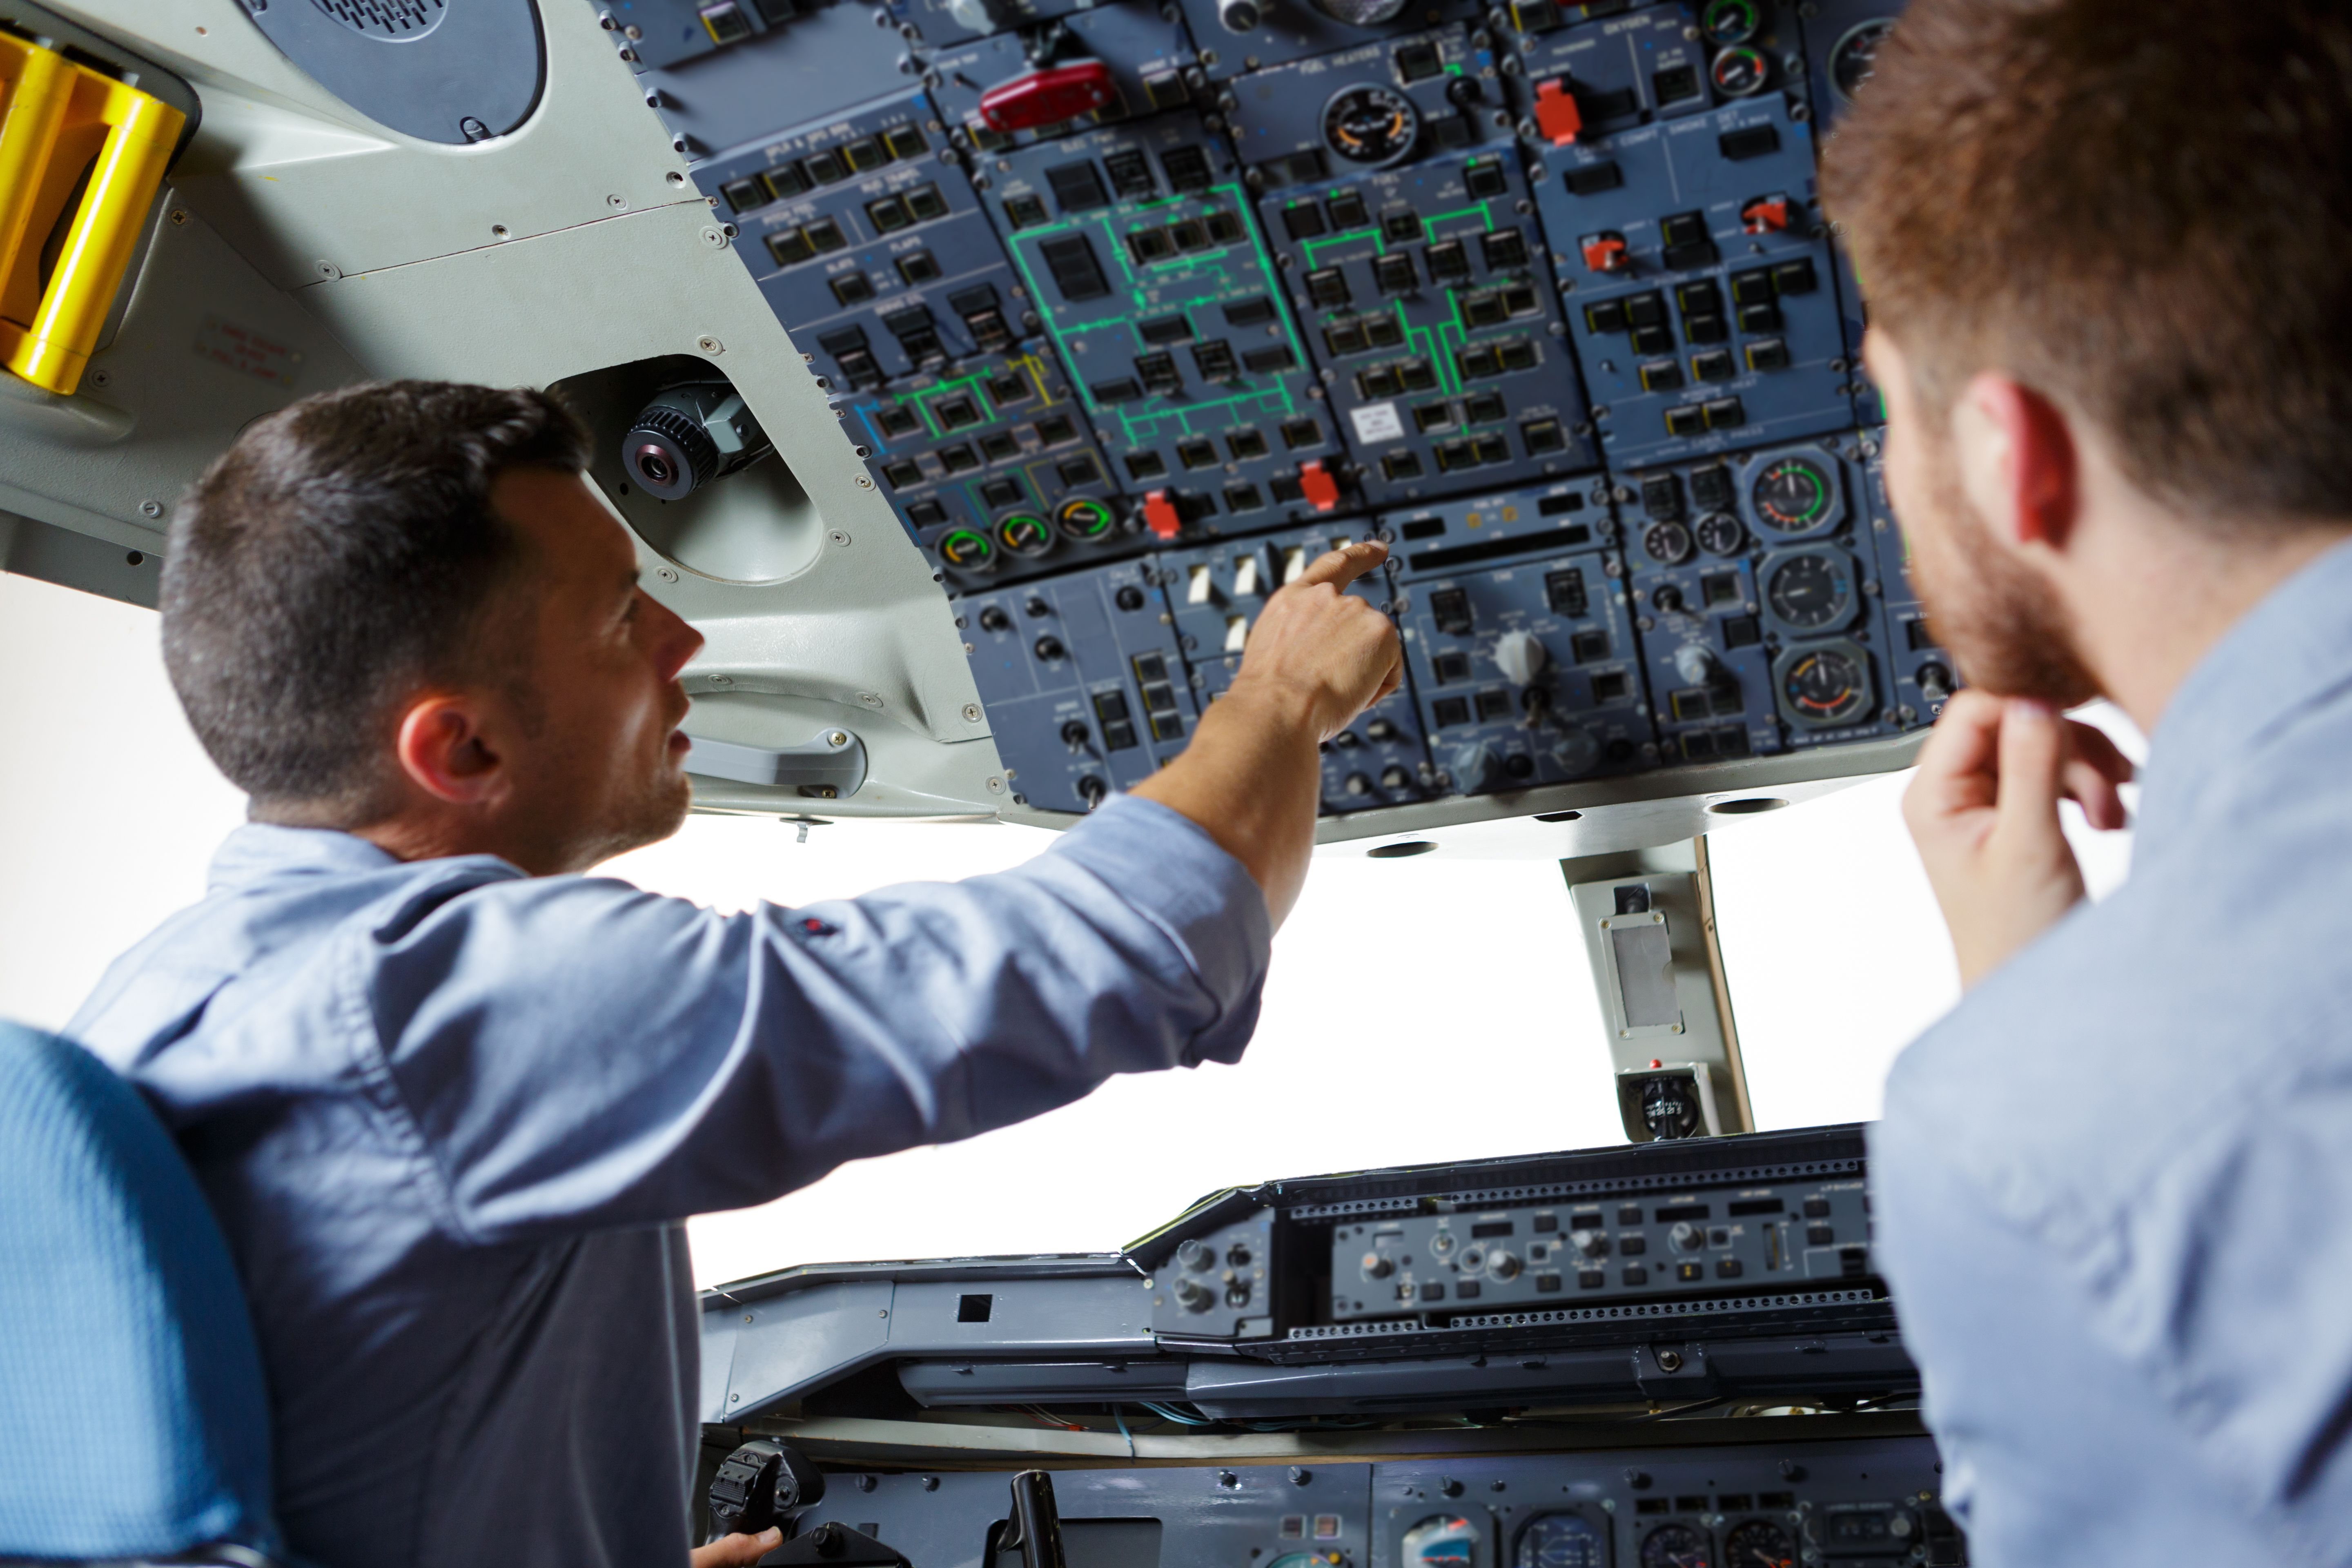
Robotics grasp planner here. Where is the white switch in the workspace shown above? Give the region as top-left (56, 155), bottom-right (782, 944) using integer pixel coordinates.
top-left (1282, 547), bottom-right (1308, 584)
top-left (1187, 564), bottom-right (1216, 605)
top-left (1233, 555), bottom-right (1261, 597)
top-left (1494, 629), bottom-right (1550, 687)
top-left (1224, 614), bottom-right (1250, 653)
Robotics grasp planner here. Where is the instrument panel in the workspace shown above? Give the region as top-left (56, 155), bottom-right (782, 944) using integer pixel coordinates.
top-left (615, 0), bottom-right (1926, 820)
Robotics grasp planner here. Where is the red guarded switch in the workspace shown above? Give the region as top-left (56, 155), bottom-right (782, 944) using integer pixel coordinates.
top-left (1741, 195), bottom-right (1791, 234)
top-left (1534, 78), bottom-right (1584, 147)
top-left (1142, 489), bottom-right (1183, 540)
top-left (1581, 232), bottom-right (1629, 272)
top-left (978, 60), bottom-right (1118, 133)
top-left (1298, 459), bottom-right (1340, 513)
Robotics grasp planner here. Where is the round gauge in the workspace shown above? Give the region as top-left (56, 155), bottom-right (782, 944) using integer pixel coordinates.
top-left (1312, 0), bottom-right (1412, 23)
top-left (1710, 45), bottom-right (1771, 97)
top-left (1776, 642), bottom-right (1873, 726)
top-left (1056, 496), bottom-right (1116, 541)
top-left (1830, 18), bottom-right (1895, 105)
top-left (937, 528), bottom-right (996, 572)
top-left (1750, 455), bottom-right (1838, 532)
top-left (1515, 1512), bottom-right (1606, 1568)
top-left (998, 513), bottom-right (1053, 556)
top-left (1699, 0), bottom-right (1762, 46)
top-left (1639, 1522), bottom-right (1713, 1568)
top-left (1322, 84), bottom-right (1421, 167)
top-left (1644, 519), bottom-right (1696, 565)
top-left (1721, 1521), bottom-right (1795, 1568)
top-left (1696, 511), bottom-right (1746, 556)
top-left (1403, 1515), bottom-right (1483, 1568)
top-left (1764, 550), bottom-right (1855, 632)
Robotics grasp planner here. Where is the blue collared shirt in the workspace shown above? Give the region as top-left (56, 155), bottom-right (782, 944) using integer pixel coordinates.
top-left (67, 795), bottom-right (1269, 1568)
top-left (1872, 537), bottom-right (2352, 1565)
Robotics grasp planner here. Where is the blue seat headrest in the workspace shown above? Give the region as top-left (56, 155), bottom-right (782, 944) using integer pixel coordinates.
top-left (0, 1022), bottom-right (278, 1560)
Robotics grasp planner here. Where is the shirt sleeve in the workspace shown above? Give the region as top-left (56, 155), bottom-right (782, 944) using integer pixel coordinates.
top-left (354, 795), bottom-right (1270, 1243)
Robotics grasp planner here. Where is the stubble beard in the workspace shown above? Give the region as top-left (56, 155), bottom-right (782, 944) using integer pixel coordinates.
top-left (1906, 432), bottom-right (2103, 708)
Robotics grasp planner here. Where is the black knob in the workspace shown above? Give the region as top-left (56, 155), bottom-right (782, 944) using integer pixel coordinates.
top-left (1178, 1239), bottom-right (1215, 1271)
top-left (1060, 720), bottom-right (1091, 750)
top-left (979, 606), bottom-right (1011, 633)
top-left (1917, 660), bottom-right (1953, 701)
top-left (1440, 1478), bottom-right (1463, 1498)
top-left (1076, 775), bottom-right (1107, 806)
top-left (1333, 729), bottom-right (1361, 748)
top-left (1033, 635), bottom-right (1065, 661)
top-left (1446, 74), bottom-right (1482, 106)
top-left (1115, 585), bottom-right (1146, 611)
top-left (1365, 717), bottom-right (1398, 742)
top-left (1024, 597), bottom-right (1050, 618)
top-left (1652, 583), bottom-right (1686, 614)
top-left (1380, 764), bottom-right (1410, 791)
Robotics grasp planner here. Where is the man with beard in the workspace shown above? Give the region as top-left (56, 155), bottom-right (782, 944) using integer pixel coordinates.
top-left (1822, 0), bottom-right (2352, 1561)
top-left (64, 381), bottom-right (1402, 1568)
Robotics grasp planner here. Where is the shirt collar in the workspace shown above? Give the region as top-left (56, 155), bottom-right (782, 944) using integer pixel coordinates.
top-left (206, 823), bottom-right (403, 895)
top-left (2137, 534), bottom-right (2352, 846)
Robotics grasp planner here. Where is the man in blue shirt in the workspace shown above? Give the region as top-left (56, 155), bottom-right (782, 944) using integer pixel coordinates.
top-left (1823, 0), bottom-right (2352, 1560)
top-left (68, 381), bottom-right (1402, 1568)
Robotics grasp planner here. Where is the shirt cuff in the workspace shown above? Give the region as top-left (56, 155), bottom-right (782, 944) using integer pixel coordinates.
top-left (1047, 793), bottom-right (1272, 1062)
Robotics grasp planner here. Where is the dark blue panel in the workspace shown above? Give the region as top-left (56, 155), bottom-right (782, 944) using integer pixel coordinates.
top-left (957, 557), bottom-right (1200, 811)
top-left (1855, 430), bottom-right (1959, 726)
top-left (1387, 479), bottom-right (1653, 793)
top-left (979, 114), bottom-right (1350, 532)
top-left (1261, 138), bottom-right (1601, 507)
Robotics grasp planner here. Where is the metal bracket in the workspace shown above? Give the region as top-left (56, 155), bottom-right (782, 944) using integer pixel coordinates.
top-left (685, 728), bottom-right (868, 799)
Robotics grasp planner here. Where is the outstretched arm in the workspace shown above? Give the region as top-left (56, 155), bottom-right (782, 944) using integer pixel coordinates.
top-left (1132, 539), bottom-right (1403, 927)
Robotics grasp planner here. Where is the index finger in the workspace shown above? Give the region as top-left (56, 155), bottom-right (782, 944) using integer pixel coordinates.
top-left (1906, 688), bottom-right (2005, 815)
top-left (1289, 538), bottom-right (1390, 592)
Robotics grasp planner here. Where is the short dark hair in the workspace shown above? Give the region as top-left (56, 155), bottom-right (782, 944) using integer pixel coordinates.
top-left (162, 381), bottom-right (590, 816)
top-left (1821, 0), bottom-right (2352, 524)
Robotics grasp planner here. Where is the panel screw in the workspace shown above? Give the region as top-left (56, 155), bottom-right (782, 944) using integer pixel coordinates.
top-left (962, 704), bottom-right (983, 723)
top-left (608, 194), bottom-right (628, 208)
top-left (168, 209), bottom-right (189, 226)
top-left (852, 473), bottom-right (875, 490)
top-left (491, 223), bottom-right (510, 239)
top-left (667, 171), bottom-right (688, 187)
top-left (697, 335), bottom-right (724, 354)
top-left (701, 225), bottom-right (728, 248)
top-left (986, 775), bottom-right (1006, 793)
top-left (138, 500), bottom-right (163, 518)
top-left (88, 370), bottom-right (110, 388)
top-left (656, 566), bottom-right (679, 583)
top-left (859, 692), bottom-right (885, 708)
top-left (315, 261), bottom-right (341, 279)
top-left (830, 530), bottom-right (853, 546)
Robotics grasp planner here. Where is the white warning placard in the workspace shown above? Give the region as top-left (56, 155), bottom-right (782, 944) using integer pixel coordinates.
top-left (1350, 401), bottom-right (1405, 444)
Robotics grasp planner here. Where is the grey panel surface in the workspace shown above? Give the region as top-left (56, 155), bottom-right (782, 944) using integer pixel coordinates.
top-left (238, 0), bottom-right (546, 143)
top-left (1, 512), bottom-right (163, 610)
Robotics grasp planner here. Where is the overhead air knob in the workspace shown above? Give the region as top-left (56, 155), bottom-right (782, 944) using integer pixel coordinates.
top-left (1218, 0), bottom-right (1263, 30)
top-left (1487, 1249), bottom-right (1521, 1280)
top-left (1361, 1252), bottom-right (1393, 1279)
top-left (1668, 1221), bottom-right (1704, 1252)
top-left (1177, 1239), bottom-right (1216, 1272)
top-left (1917, 661), bottom-right (1953, 702)
top-left (1448, 742), bottom-right (1504, 793)
top-left (1673, 644), bottom-right (1719, 685)
top-left (1174, 1278), bottom-right (1216, 1313)
top-left (1493, 629), bottom-right (1550, 687)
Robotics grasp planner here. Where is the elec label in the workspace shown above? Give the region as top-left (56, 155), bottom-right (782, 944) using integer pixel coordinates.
top-left (1350, 401), bottom-right (1405, 443)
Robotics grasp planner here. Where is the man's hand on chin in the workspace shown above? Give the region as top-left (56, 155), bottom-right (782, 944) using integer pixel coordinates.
top-left (692, 1528), bottom-right (784, 1566)
top-left (1902, 689), bottom-right (2135, 988)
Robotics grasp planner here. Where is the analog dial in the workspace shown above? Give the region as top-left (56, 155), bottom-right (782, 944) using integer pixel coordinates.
top-left (1780, 645), bottom-right (1871, 724)
top-left (1639, 1523), bottom-right (1712, 1568)
top-left (937, 528), bottom-right (996, 571)
top-left (1056, 496), bottom-right (1116, 541)
top-left (1323, 84), bottom-right (1421, 166)
top-left (1515, 1513), bottom-right (1605, 1568)
top-left (998, 513), bottom-right (1053, 556)
top-left (1831, 19), bottom-right (1895, 105)
top-left (1695, 511), bottom-right (1746, 556)
top-left (1403, 1515), bottom-right (1483, 1568)
top-left (1699, 0), bottom-right (1762, 45)
top-left (1764, 550), bottom-right (1854, 631)
top-left (1710, 46), bottom-right (1770, 97)
top-left (1722, 1522), bottom-right (1795, 1568)
top-left (1750, 455), bottom-right (1836, 532)
top-left (1644, 519), bottom-right (1696, 565)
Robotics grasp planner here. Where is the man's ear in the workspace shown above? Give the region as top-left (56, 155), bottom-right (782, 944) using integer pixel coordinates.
top-left (1953, 371), bottom-right (2081, 555)
top-left (393, 695), bottom-right (508, 806)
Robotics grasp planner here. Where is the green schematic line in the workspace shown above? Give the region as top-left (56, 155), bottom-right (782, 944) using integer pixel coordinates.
top-left (1002, 184), bottom-right (1310, 449)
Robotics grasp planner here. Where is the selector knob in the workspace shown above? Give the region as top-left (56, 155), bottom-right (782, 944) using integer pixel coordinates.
top-left (1551, 726), bottom-right (1603, 778)
top-left (1917, 661), bottom-right (1953, 702)
top-left (1493, 630), bottom-right (1550, 687)
top-left (1380, 764), bottom-right (1412, 791)
top-left (1669, 1221), bottom-right (1704, 1253)
top-left (1673, 644), bottom-right (1719, 685)
top-left (978, 606), bottom-right (1012, 633)
top-left (1344, 771), bottom-right (1373, 797)
top-left (1024, 597), bottom-right (1051, 618)
top-left (1177, 1239), bottom-right (1216, 1272)
top-left (1173, 1278), bottom-right (1216, 1313)
top-left (1217, 0), bottom-right (1262, 30)
top-left (1365, 717), bottom-right (1399, 742)
top-left (1449, 742), bottom-right (1504, 793)
top-left (1060, 720), bottom-right (1091, 751)
top-left (1361, 1252), bottom-right (1394, 1279)
top-left (1487, 1249), bottom-right (1521, 1280)
top-left (1076, 775), bottom-right (1108, 808)
top-left (1570, 1228), bottom-right (1608, 1259)
top-left (1651, 583), bottom-right (1687, 615)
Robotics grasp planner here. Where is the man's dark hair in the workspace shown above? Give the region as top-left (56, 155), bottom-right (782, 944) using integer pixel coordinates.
top-left (162, 380), bottom-right (590, 817)
top-left (1821, 0), bottom-right (2352, 525)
